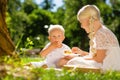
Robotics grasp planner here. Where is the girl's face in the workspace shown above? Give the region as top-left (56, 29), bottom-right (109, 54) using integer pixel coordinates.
top-left (48, 30), bottom-right (65, 44)
top-left (79, 18), bottom-right (90, 33)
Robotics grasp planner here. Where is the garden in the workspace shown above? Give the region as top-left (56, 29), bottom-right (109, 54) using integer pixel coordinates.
top-left (0, 0), bottom-right (120, 80)
top-left (1, 55), bottom-right (120, 80)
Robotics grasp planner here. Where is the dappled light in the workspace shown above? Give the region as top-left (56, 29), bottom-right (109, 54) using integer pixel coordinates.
top-left (0, 0), bottom-right (120, 79)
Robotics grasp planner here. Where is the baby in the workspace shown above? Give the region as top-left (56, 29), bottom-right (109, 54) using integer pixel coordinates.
top-left (30, 25), bottom-right (71, 68)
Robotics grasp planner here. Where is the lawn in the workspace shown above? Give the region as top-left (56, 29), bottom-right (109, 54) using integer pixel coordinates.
top-left (0, 55), bottom-right (120, 80)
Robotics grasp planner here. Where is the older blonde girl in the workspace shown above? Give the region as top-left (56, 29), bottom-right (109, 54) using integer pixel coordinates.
top-left (66, 5), bottom-right (120, 71)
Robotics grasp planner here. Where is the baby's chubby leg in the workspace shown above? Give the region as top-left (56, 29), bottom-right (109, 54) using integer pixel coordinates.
top-left (56, 58), bottom-right (68, 68)
top-left (56, 56), bottom-right (73, 68)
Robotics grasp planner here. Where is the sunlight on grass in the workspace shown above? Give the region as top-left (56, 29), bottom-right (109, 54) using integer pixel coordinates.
top-left (20, 56), bottom-right (44, 64)
top-left (1, 55), bottom-right (120, 80)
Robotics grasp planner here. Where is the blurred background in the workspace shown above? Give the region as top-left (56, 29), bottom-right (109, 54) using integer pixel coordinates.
top-left (6, 0), bottom-right (120, 52)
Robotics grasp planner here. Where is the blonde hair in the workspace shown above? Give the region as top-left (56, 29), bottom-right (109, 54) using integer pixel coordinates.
top-left (77, 5), bottom-right (101, 56)
top-left (77, 5), bottom-right (100, 21)
top-left (48, 25), bottom-right (65, 35)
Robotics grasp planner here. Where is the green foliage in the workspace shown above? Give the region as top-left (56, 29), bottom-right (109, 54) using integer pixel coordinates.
top-left (54, 7), bottom-right (65, 24)
top-left (6, 0), bottom-right (120, 51)
top-left (63, 0), bottom-right (120, 49)
top-left (25, 8), bottom-right (57, 37)
top-left (109, 0), bottom-right (120, 44)
top-left (7, 0), bottom-right (58, 49)
top-left (25, 37), bottom-right (34, 49)
top-left (3, 0), bottom-right (120, 79)
top-left (6, 11), bottom-right (28, 48)
top-left (20, 9), bottom-right (57, 48)
top-left (63, 0), bottom-right (91, 49)
top-left (20, 56), bottom-right (43, 64)
top-left (22, 0), bottom-right (38, 14)
top-left (40, 0), bottom-right (55, 10)
top-left (7, 0), bottom-right (21, 13)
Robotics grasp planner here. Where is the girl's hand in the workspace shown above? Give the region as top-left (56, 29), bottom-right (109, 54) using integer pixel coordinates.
top-left (72, 47), bottom-right (87, 56)
top-left (72, 47), bottom-right (82, 54)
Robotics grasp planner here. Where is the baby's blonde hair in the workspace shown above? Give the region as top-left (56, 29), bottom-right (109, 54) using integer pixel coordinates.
top-left (48, 25), bottom-right (65, 35)
top-left (77, 5), bottom-right (100, 21)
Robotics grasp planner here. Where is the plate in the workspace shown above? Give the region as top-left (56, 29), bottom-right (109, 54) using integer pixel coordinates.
top-left (64, 53), bottom-right (81, 57)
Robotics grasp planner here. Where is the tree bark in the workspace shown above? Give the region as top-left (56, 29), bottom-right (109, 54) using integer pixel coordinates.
top-left (0, 0), bottom-right (16, 56)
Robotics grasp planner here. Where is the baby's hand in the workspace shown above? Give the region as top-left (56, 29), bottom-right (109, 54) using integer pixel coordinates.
top-left (50, 41), bottom-right (61, 48)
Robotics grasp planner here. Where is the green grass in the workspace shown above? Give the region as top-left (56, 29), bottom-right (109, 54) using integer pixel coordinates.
top-left (20, 56), bottom-right (44, 64)
top-left (1, 56), bottom-right (120, 80)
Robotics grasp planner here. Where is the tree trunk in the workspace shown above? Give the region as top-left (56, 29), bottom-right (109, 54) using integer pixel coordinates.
top-left (0, 0), bottom-right (16, 56)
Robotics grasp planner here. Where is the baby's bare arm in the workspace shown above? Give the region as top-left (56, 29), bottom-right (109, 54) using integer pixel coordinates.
top-left (40, 41), bottom-right (60, 57)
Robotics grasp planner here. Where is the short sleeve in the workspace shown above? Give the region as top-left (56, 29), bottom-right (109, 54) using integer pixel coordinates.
top-left (95, 32), bottom-right (109, 49)
top-left (95, 27), bottom-right (119, 49)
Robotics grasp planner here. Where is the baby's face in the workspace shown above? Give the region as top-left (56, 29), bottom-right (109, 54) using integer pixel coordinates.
top-left (49, 30), bottom-right (65, 44)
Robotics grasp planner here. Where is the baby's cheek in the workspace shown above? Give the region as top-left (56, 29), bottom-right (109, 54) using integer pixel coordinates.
top-left (51, 39), bottom-right (56, 42)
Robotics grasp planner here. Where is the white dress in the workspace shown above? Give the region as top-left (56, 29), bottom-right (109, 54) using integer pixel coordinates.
top-left (45, 43), bottom-right (71, 68)
top-left (67, 26), bottom-right (120, 71)
top-left (31, 43), bottom-right (71, 68)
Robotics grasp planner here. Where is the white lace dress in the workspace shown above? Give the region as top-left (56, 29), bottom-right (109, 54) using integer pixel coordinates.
top-left (67, 26), bottom-right (120, 71)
